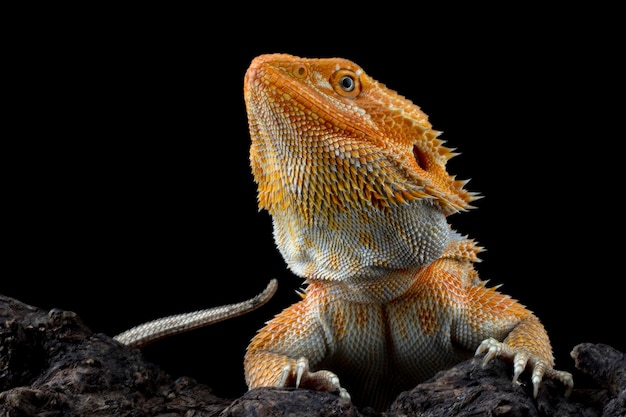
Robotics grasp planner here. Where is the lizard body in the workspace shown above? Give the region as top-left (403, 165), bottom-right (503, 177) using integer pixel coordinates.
top-left (243, 53), bottom-right (573, 411)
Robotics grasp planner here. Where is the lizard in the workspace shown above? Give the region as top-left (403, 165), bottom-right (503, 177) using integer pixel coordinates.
top-left (241, 53), bottom-right (574, 411)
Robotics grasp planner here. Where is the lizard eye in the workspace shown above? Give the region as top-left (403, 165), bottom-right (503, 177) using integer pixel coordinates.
top-left (339, 76), bottom-right (355, 91)
top-left (330, 69), bottom-right (361, 98)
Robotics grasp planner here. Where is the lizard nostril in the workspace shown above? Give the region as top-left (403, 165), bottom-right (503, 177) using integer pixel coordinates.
top-left (294, 64), bottom-right (307, 79)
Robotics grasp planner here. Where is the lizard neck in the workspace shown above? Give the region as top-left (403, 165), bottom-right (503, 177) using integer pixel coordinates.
top-left (272, 198), bottom-right (451, 282)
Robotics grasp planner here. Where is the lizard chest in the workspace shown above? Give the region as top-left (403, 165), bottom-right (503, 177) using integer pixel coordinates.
top-left (316, 297), bottom-right (471, 385)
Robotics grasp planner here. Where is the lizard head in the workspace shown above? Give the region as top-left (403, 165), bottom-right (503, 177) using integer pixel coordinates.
top-left (244, 53), bottom-right (479, 219)
top-left (244, 53), bottom-right (480, 280)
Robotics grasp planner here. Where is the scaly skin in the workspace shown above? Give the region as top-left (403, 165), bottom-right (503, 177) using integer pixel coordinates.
top-left (243, 53), bottom-right (573, 411)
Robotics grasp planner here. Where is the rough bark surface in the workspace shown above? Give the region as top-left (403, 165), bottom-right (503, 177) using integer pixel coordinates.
top-left (1, 295), bottom-right (624, 417)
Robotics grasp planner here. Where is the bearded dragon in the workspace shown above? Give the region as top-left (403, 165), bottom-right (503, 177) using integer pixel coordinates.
top-left (114, 53), bottom-right (574, 412)
top-left (241, 53), bottom-right (574, 411)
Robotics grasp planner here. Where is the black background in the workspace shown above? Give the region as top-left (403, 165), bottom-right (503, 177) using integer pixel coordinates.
top-left (5, 6), bottom-right (624, 401)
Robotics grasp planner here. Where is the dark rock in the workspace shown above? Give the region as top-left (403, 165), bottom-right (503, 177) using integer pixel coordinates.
top-left (219, 387), bottom-right (363, 417)
top-left (1, 295), bottom-right (624, 417)
top-left (0, 295), bottom-right (230, 417)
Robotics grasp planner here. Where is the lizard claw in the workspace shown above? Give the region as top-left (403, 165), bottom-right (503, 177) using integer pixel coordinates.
top-left (475, 337), bottom-right (573, 398)
top-left (295, 357), bottom-right (308, 388)
top-left (279, 357), bottom-right (349, 399)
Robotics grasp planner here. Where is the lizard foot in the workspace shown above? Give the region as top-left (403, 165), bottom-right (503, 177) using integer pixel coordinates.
top-left (475, 337), bottom-right (573, 398)
top-left (278, 357), bottom-right (350, 400)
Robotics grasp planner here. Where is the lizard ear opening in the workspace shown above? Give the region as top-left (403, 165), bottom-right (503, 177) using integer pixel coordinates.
top-left (412, 144), bottom-right (428, 171)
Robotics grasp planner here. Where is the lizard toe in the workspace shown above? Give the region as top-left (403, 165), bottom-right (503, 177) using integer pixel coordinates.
top-left (295, 357), bottom-right (308, 387)
top-left (476, 337), bottom-right (504, 367)
top-left (512, 350), bottom-right (531, 385)
top-left (278, 363), bottom-right (293, 388)
top-left (528, 359), bottom-right (548, 398)
top-left (545, 368), bottom-right (574, 398)
top-left (338, 387), bottom-right (351, 400)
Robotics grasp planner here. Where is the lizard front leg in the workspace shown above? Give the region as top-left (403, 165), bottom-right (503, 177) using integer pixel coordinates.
top-left (475, 316), bottom-right (574, 398)
top-left (244, 299), bottom-right (350, 399)
top-left (466, 285), bottom-right (574, 398)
